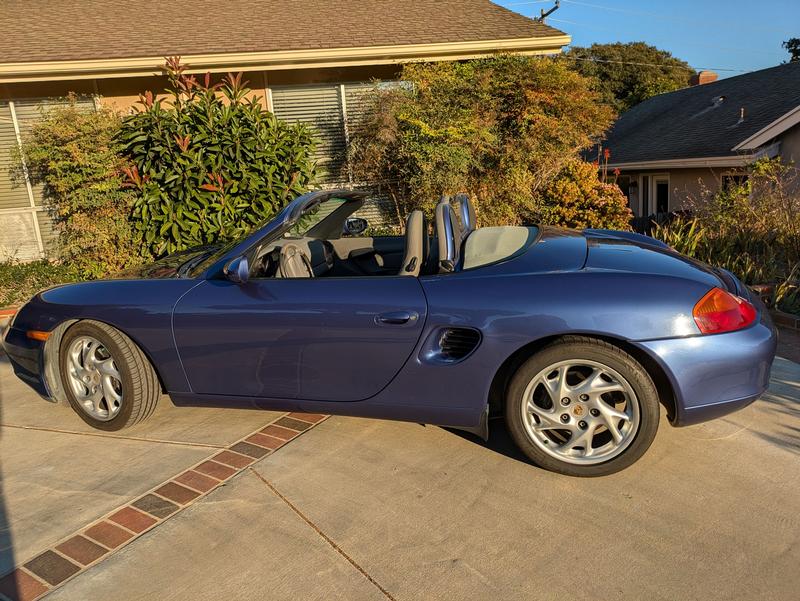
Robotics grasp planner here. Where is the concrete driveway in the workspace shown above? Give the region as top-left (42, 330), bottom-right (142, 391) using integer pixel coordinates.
top-left (1, 337), bottom-right (798, 600)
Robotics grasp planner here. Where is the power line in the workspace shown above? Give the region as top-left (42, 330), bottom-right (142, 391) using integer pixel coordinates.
top-left (546, 17), bottom-right (783, 59)
top-left (559, 54), bottom-right (750, 74)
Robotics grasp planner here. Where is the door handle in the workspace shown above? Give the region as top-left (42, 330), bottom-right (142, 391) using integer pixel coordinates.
top-left (375, 311), bottom-right (419, 325)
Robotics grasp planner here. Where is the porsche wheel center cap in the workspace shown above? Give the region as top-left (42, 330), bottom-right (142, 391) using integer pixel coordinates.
top-left (573, 405), bottom-right (585, 417)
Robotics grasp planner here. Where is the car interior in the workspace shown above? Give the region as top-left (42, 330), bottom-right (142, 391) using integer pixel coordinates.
top-left (249, 193), bottom-right (535, 279)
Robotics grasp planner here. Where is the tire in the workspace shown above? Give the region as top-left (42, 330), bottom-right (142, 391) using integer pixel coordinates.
top-left (59, 320), bottom-right (159, 431)
top-left (505, 336), bottom-right (660, 477)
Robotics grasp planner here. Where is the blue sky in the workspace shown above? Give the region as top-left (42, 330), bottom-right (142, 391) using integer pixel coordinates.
top-left (495, 0), bottom-right (799, 77)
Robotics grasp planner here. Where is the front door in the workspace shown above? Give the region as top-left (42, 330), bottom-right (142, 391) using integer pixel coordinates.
top-left (172, 277), bottom-right (427, 401)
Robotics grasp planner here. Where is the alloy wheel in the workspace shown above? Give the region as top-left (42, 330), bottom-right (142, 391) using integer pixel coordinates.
top-left (520, 359), bottom-right (640, 465)
top-left (66, 335), bottom-right (124, 421)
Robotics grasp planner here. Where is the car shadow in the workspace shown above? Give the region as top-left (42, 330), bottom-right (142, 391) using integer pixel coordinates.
top-left (0, 336), bottom-right (18, 598)
top-left (749, 373), bottom-right (800, 455)
top-left (443, 418), bottom-right (533, 466)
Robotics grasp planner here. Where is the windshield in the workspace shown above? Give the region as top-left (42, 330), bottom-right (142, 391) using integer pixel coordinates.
top-left (284, 197), bottom-right (348, 238)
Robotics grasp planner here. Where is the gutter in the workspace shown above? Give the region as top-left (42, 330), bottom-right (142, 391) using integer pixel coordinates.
top-left (607, 144), bottom-right (780, 170)
top-left (0, 36), bottom-right (571, 84)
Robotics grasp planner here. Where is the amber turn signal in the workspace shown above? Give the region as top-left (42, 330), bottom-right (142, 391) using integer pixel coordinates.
top-left (692, 287), bottom-right (757, 335)
top-left (26, 330), bottom-right (51, 341)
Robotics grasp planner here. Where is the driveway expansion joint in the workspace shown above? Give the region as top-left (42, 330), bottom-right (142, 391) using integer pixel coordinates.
top-left (250, 467), bottom-right (398, 601)
top-left (0, 412), bottom-right (329, 601)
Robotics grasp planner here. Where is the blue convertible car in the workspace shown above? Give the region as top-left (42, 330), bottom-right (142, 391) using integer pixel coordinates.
top-left (3, 190), bottom-right (777, 476)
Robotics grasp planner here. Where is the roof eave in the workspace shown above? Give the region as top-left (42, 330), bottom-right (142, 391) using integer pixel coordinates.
top-left (0, 35), bottom-right (571, 83)
top-left (732, 104), bottom-right (800, 151)
top-left (607, 144), bottom-right (780, 170)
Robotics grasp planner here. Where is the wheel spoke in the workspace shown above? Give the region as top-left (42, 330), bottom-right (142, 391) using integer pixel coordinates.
top-left (101, 375), bottom-right (122, 403)
top-left (527, 401), bottom-right (564, 431)
top-left (597, 399), bottom-right (629, 423)
top-left (573, 368), bottom-right (624, 396)
top-left (541, 366), bottom-right (569, 404)
top-left (562, 424), bottom-right (598, 457)
top-left (95, 357), bottom-right (121, 379)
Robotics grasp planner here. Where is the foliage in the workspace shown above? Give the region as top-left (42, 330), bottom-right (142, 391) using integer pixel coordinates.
top-left (565, 42), bottom-right (692, 112)
top-left (775, 264), bottom-right (800, 316)
top-left (349, 54), bottom-right (614, 227)
top-left (784, 38), bottom-right (800, 63)
top-left (0, 259), bottom-right (77, 307)
top-left (14, 96), bottom-right (144, 279)
top-left (119, 57), bottom-right (317, 257)
top-left (651, 158), bottom-right (800, 286)
top-left (539, 160), bottom-right (632, 230)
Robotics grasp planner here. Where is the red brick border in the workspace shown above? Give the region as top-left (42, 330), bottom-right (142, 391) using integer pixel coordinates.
top-left (0, 412), bottom-right (328, 601)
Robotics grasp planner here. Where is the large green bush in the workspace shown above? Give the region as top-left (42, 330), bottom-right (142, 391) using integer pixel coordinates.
top-left (119, 58), bottom-right (317, 256)
top-left (15, 96), bottom-right (144, 279)
top-left (349, 55), bottom-right (614, 227)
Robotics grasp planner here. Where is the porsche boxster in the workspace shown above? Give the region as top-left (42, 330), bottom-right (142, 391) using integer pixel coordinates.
top-left (2, 190), bottom-right (777, 476)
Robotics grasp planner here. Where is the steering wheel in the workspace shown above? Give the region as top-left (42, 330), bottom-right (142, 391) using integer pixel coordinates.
top-left (279, 243), bottom-right (314, 278)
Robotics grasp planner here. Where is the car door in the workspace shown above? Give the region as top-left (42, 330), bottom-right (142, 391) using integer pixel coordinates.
top-left (172, 276), bottom-right (427, 401)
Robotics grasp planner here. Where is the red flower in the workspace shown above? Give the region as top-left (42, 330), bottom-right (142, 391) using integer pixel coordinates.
top-left (613, 168), bottom-right (621, 176)
top-left (603, 148), bottom-right (611, 160)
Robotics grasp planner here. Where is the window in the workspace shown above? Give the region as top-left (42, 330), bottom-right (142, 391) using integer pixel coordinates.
top-left (721, 173), bottom-right (748, 191)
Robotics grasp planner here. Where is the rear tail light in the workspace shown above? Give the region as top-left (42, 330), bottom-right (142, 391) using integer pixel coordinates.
top-left (692, 287), bottom-right (757, 334)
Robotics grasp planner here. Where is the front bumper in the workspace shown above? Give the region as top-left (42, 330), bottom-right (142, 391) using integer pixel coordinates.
top-left (2, 325), bottom-right (50, 398)
top-left (638, 315), bottom-right (777, 426)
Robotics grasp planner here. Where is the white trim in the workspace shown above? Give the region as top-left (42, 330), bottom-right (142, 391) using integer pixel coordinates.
top-left (339, 84), bottom-right (353, 186)
top-left (732, 104), bottom-right (800, 151)
top-left (8, 100), bottom-right (45, 256)
top-left (0, 36), bottom-right (571, 83)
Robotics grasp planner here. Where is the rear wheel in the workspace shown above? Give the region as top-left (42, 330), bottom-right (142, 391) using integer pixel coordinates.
top-left (59, 320), bottom-right (159, 431)
top-left (505, 337), bottom-right (659, 477)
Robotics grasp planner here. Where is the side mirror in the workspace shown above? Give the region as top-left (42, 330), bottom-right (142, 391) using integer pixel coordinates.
top-left (343, 217), bottom-right (368, 236)
top-left (224, 255), bottom-right (250, 284)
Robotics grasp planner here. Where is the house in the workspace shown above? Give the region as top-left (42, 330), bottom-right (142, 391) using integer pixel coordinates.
top-left (0, 0), bottom-right (569, 261)
top-left (600, 62), bottom-right (800, 218)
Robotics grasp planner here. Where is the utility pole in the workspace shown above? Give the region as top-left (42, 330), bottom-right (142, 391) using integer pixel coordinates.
top-left (536, 0), bottom-right (561, 22)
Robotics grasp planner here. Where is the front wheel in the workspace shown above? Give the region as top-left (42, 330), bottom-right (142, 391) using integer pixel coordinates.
top-left (59, 320), bottom-right (160, 431)
top-left (505, 337), bottom-right (660, 477)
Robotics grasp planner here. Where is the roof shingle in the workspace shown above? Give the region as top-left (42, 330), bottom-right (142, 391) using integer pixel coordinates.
top-left (0, 0), bottom-right (566, 64)
top-left (603, 61), bottom-right (800, 164)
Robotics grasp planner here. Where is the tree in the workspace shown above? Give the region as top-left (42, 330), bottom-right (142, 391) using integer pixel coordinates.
top-left (784, 38), bottom-right (800, 63)
top-left (566, 42), bottom-right (692, 112)
top-left (349, 54), bottom-right (614, 227)
top-left (15, 96), bottom-right (144, 279)
top-left (119, 57), bottom-right (317, 257)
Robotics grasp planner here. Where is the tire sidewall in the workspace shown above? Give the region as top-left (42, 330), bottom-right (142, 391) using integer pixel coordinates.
top-left (505, 341), bottom-right (660, 477)
top-left (59, 322), bottom-right (136, 432)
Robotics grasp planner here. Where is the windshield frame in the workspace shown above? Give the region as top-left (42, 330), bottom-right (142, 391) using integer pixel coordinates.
top-left (192, 189), bottom-right (368, 279)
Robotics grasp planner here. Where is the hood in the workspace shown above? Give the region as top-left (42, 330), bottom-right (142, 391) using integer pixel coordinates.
top-left (583, 230), bottom-right (725, 290)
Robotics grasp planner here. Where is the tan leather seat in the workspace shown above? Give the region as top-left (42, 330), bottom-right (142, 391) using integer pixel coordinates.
top-left (399, 210), bottom-right (426, 276)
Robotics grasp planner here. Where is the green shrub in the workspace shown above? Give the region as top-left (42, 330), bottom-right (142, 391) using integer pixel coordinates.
top-left (540, 160), bottom-right (632, 230)
top-left (119, 57), bottom-right (317, 256)
top-left (0, 260), bottom-right (77, 307)
top-left (14, 96), bottom-right (144, 279)
top-left (349, 54), bottom-right (614, 227)
top-left (651, 158), bottom-right (800, 286)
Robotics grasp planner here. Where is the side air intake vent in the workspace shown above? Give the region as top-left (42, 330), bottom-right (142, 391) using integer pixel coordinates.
top-left (438, 328), bottom-right (481, 361)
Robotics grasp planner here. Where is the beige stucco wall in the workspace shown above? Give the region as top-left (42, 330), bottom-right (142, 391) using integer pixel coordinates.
top-left (780, 123), bottom-right (800, 165)
top-left (619, 168), bottom-right (725, 214)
